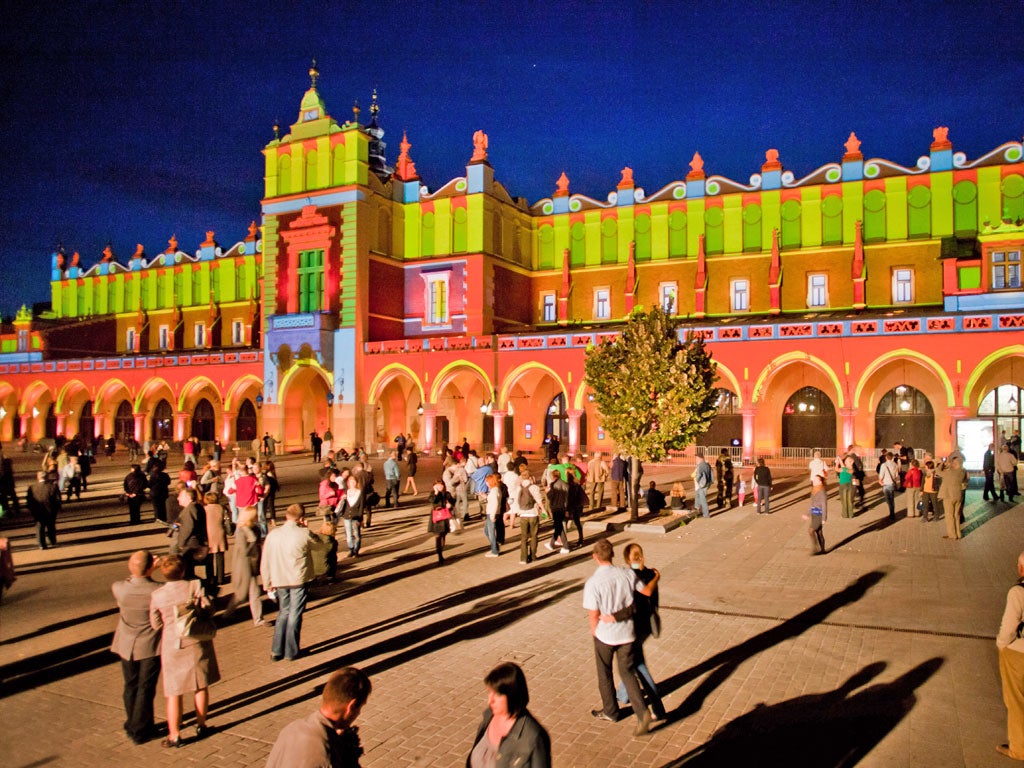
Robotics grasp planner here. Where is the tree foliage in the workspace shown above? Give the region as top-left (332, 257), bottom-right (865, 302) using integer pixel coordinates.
top-left (584, 306), bottom-right (719, 519)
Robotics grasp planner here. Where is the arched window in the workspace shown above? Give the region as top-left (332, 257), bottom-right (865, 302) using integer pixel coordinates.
top-left (698, 389), bottom-right (742, 447)
top-left (980, 384), bottom-right (1024, 441)
top-left (78, 401), bottom-right (95, 441)
top-left (875, 385), bottom-right (934, 451)
top-left (236, 398), bottom-right (257, 442)
top-left (115, 400), bottom-right (134, 442)
top-left (782, 386), bottom-right (836, 449)
top-left (545, 393), bottom-right (569, 447)
top-left (152, 399), bottom-right (173, 440)
top-left (191, 398), bottom-right (215, 442)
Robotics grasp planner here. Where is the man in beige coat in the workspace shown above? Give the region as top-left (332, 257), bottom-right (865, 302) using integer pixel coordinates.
top-left (586, 452), bottom-right (610, 512)
top-left (997, 552), bottom-right (1024, 760)
top-left (938, 455), bottom-right (968, 540)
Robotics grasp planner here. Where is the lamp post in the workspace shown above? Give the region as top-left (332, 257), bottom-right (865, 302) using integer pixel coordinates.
top-left (255, 393), bottom-right (263, 410)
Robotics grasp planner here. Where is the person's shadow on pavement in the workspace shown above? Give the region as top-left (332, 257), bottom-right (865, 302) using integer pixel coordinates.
top-left (660, 657), bottom-right (943, 767)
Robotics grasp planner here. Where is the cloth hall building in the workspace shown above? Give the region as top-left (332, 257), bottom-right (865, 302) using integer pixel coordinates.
top-left (1, 70), bottom-right (1022, 464)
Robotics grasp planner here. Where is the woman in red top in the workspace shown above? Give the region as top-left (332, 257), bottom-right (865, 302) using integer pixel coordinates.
top-left (178, 461), bottom-right (198, 487)
top-left (904, 459), bottom-right (923, 517)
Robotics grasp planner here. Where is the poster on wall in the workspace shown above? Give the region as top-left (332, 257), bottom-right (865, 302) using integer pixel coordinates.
top-left (955, 418), bottom-right (994, 471)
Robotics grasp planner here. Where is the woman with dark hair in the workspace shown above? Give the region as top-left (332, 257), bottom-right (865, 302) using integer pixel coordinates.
top-left (467, 662), bottom-right (550, 767)
top-left (260, 460), bottom-right (279, 524)
top-left (404, 448), bottom-right (419, 496)
top-left (428, 479), bottom-right (454, 565)
top-left (149, 555), bottom-right (220, 747)
top-left (225, 506), bottom-right (264, 625)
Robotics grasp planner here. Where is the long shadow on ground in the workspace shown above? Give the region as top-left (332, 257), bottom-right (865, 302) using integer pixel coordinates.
top-left (660, 657), bottom-right (943, 767)
top-left (659, 570), bottom-right (887, 720)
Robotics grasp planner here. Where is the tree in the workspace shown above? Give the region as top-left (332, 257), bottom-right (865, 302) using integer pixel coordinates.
top-left (584, 305), bottom-right (719, 521)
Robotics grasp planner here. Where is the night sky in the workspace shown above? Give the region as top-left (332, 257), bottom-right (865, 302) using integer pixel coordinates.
top-left (2, 0), bottom-right (1022, 318)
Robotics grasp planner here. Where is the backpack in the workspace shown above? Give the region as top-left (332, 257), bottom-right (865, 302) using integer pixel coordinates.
top-left (518, 485), bottom-right (536, 510)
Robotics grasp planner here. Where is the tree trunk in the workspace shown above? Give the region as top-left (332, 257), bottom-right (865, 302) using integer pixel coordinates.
top-left (629, 455), bottom-right (641, 522)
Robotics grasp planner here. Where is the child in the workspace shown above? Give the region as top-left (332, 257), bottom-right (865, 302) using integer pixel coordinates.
top-left (805, 475), bottom-right (828, 555)
top-left (737, 473), bottom-right (748, 507)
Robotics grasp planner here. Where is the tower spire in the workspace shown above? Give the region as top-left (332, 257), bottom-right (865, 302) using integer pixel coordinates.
top-left (309, 58), bottom-right (319, 89)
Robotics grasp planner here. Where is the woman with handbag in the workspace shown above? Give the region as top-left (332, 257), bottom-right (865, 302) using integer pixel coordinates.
top-left (428, 479), bottom-right (454, 565)
top-left (225, 506), bottom-right (264, 625)
top-left (170, 487), bottom-right (208, 581)
top-left (334, 474), bottom-right (365, 558)
top-left (149, 555), bottom-right (221, 747)
top-left (203, 491), bottom-right (230, 586)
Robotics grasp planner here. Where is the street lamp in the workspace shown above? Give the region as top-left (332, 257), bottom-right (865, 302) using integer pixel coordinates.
top-left (327, 391), bottom-right (335, 408)
top-left (255, 393), bottom-right (264, 410)
top-left (417, 402), bottom-right (424, 415)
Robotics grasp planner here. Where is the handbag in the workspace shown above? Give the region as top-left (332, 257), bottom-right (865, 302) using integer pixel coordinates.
top-left (431, 507), bottom-right (452, 523)
top-left (174, 584), bottom-right (217, 640)
top-left (649, 608), bottom-right (662, 639)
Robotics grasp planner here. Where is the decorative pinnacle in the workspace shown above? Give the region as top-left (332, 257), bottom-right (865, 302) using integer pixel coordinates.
top-left (309, 59), bottom-right (319, 88)
top-left (370, 88), bottom-right (380, 119)
top-left (273, 120), bottom-right (280, 139)
top-left (352, 99), bottom-right (361, 122)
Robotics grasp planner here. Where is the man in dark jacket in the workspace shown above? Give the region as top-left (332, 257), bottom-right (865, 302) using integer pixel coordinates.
top-left (122, 465), bottom-right (149, 525)
top-left (148, 462), bottom-right (171, 523)
top-left (27, 470), bottom-right (61, 549)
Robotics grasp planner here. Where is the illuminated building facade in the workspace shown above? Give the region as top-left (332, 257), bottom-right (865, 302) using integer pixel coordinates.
top-left (1, 68), bottom-right (1022, 461)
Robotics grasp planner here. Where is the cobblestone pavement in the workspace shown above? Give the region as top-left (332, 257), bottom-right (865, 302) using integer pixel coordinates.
top-left (0, 451), bottom-right (1020, 767)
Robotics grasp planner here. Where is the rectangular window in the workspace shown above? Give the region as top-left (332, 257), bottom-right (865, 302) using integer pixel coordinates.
top-left (297, 249), bottom-right (324, 313)
top-left (194, 322), bottom-right (205, 348)
top-left (659, 282), bottom-right (677, 314)
top-left (232, 319), bottom-right (245, 345)
top-left (158, 325), bottom-right (169, 350)
top-left (594, 288), bottom-right (610, 319)
top-left (125, 328), bottom-right (136, 353)
top-left (892, 268), bottom-right (914, 303)
top-left (993, 251), bottom-right (1022, 290)
top-left (17, 329), bottom-right (29, 352)
top-left (731, 279), bottom-right (749, 312)
top-left (542, 292), bottom-right (556, 323)
top-left (807, 273), bottom-right (828, 308)
top-left (421, 272), bottom-right (451, 326)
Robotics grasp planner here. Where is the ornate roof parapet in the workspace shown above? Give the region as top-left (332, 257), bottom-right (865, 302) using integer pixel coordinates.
top-left (467, 130), bottom-right (493, 194)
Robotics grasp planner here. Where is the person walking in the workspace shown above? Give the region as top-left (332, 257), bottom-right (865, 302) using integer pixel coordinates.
top-left (149, 555), bottom-right (220, 747)
top-left (468, 662), bottom-right (551, 768)
top-left (111, 550), bottom-right (161, 745)
top-left (404, 448), bottom-right (419, 496)
top-left (806, 475), bottom-right (828, 555)
top-left (878, 451), bottom-right (900, 521)
top-left (920, 460), bottom-right (941, 523)
top-left (753, 458), bottom-right (773, 515)
top-left (985, 443), bottom-right (999, 501)
top-left (715, 449), bottom-right (734, 510)
top-left (515, 471), bottom-right (546, 565)
top-left (260, 504), bottom-right (314, 661)
top-left (26, 470), bottom-right (61, 549)
top-left (203, 491), bottom-right (229, 586)
top-left (149, 461), bottom-right (171, 524)
top-left (613, 543), bottom-right (666, 721)
top-left (383, 451), bottom-right (401, 508)
top-left (565, 473), bottom-right (586, 550)
top-left (583, 539), bottom-right (656, 737)
top-left (169, 487), bottom-right (208, 581)
top-left (544, 471), bottom-right (570, 554)
top-left (692, 453), bottom-right (713, 518)
top-left (266, 667), bottom-right (372, 768)
top-left (335, 475), bottom-right (366, 558)
top-left (609, 454), bottom-right (627, 511)
top-left (904, 459), bottom-right (922, 518)
top-left (998, 443), bottom-right (1020, 502)
top-left (483, 474), bottom-right (502, 558)
top-left (224, 506), bottom-right (264, 626)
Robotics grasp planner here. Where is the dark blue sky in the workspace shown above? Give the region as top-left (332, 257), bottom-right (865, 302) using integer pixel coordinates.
top-left (2, 0), bottom-right (1022, 318)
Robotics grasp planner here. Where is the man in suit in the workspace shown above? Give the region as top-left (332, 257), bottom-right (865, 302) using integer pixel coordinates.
top-left (984, 443), bottom-right (999, 502)
top-left (111, 550), bottom-right (162, 744)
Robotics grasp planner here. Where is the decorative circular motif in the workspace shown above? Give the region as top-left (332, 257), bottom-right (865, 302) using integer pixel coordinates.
top-left (825, 167), bottom-right (841, 183)
top-left (907, 184), bottom-right (931, 209)
top-left (634, 214), bottom-right (651, 234)
top-left (607, 191), bottom-right (618, 205)
top-left (780, 199), bottom-right (801, 221)
top-left (539, 225), bottom-right (554, 242)
top-left (1006, 146), bottom-right (1023, 162)
top-left (601, 218), bottom-right (617, 236)
top-left (453, 207), bottom-right (467, 223)
top-left (742, 204), bottom-right (762, 224)
top-left (569, 199), bottom-right (582, 212)
top-left (749, 173), bottom-right (762, 188)
top-left (781, 171), bottom-right (794, 185)
top-left (542, 202), bottom-right (553, 215)
top-left (916, 156), bottom-right (931, 171)
top-left (1001, 174), bottom-right (1024, 198)
top-left (419, 185), bottom-right (429, 197)
top-left (672, 184), bottom-right (687, 199)
top-left (668, 210), bottom-right (686, 230)
top-left (633, 188), bottom-right (644, 202)
top-left (422, 212), bottom-right (435, 229)
top-left (821, 195), bottom-right (843, 217)
top-left (706, 180), bottom-right (720, 195)
top-left (953, 152), bottom-right (967, 167)
top-left (455, 179), bottom-right (467, 191)
top-left (863, 189), bottom-right (886, 213)
top-left (864, 163), bottom-right (879, 178)
top-left (952, 181), bottom-right (977, 204)
top-left (571, 222), bottom-right (585, 241)
top-left (705, 207), bottom-right (724, 226)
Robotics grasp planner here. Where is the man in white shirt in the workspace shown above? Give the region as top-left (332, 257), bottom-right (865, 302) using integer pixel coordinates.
top-left (261, 504), bottom-right (314, 661)
top-left (583, 538), bottom-right (658, 736)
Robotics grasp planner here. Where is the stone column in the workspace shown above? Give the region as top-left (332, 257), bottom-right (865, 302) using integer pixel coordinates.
top-left (134, 413), bottom-right (147, 443)
top-left (567, 409), bottom-right (584, 455)
top-left (221, 411), bottom-right (236, 444)
top-left (490, 409), bottom-right (507, 451)
top-left (741, 406), bottom-right (756, 462)
top-left (175, 412), bottom-right (189, 442)
top-left (421, 405), bottom-right (437, 453)
top-left (55, 412), bottom-right (67, 438)
top-left (841, 407), bottom-right (856, 452)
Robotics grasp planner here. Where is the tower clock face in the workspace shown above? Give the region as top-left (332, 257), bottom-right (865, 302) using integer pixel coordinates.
top-left (304, 110), bottom-right (318, 121)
